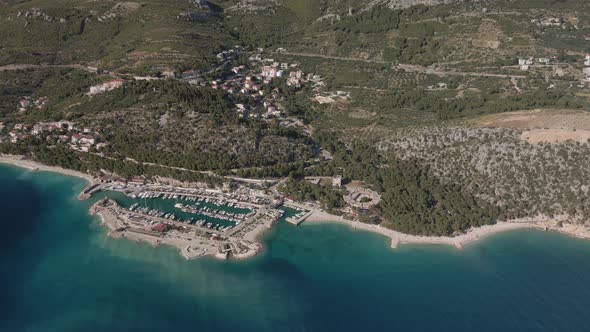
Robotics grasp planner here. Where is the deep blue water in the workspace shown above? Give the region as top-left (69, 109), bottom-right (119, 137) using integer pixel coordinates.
top-left (1, 164), bottom-right (590, 332)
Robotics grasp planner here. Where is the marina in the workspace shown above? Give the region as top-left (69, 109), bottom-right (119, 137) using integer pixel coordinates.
top-left (0, 157), bottom-right (318, 261)
top-left (119, 185), bottom-right (272, 208)
top-left (89, 182), bottom-right (288, 260)
top-left (123, 191), bottom-right (255, 232)
top-left (284, 206), bottom-right (312, 225)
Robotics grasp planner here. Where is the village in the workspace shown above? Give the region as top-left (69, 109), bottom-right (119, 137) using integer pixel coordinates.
top-left (182, 46), bottom-right (328, 121)
top-left (0, 120), bottom-right (103, 152)
top-left (73, 45), bottom-right (329, 122)
top-left (0, 46), bottom-right (337, 150)
top-left (83, 45), bottom-right (329, 122)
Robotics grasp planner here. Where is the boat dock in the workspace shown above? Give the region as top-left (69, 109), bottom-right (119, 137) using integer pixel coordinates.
top-left (283, 201), bottom-right (313, 225)
top-left (130, 187), bottom-right (270, 209)
top-left (285, 210), bottom-right (313, 225)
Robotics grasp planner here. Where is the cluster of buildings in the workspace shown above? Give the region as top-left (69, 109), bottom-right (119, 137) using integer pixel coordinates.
top-left (426, 82), bottom-right (449, 91)
top-left (256, 55), bottom-right (324, 89)
top-left (209, 49), bottom-right (322, 119)
top-left (96, 12), bottom-right (117, 22)
top-left (517, 54), bottom-right (590, 85)
top-left (178, 46), bottom-right (328, 120)
top-left (217, 46), bottom-right (245, 61)
top-left (210, 72), bottom-right (284, 119)
top-left (17, 96), bottom-right (48, 112)
top-left (88, 79), bottom-right (124, 95)
top-left (133, 69), bottom-right (175, 81)
top-left (0, 121), bottom-right (105, 152)
top-left (259, 62), bottom-right (317, 89)
top-left (70, 132), bottom-right (100, 152)
top-left (178, 46), bottom-right (330, 121)
top-left (518, 57), bottom-right (551, 71)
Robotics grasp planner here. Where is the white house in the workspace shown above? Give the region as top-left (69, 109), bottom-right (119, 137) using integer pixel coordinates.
top-left (518, 58), bottom-right (534, 66)
top-left (89, 79), bottom-right (124, 95)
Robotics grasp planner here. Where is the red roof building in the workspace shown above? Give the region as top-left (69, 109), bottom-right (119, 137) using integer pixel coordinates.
top-left (152, 224), bottom-right (168, 233)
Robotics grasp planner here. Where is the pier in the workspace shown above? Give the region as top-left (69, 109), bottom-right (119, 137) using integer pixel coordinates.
top-left (283, 201), bottom-right (313, 225)
top-left (285, 210), bottom-right (313, 225)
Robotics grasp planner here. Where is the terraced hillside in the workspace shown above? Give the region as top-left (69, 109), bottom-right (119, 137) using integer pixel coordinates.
top-left (227, 0), bottom-right (590, 67)
top-left (0, 0), bottom-right (232, 71)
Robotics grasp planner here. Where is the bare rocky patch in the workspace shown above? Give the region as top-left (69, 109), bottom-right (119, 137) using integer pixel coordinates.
top-left (348, 108), bottom-right (376, 119)
top-left (473, 109), bottom-right (590, 144)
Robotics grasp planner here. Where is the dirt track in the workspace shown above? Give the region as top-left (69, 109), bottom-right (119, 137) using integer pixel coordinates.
top-left (282, 51), bottom-right (526, 79)
top-left (0, 64), bottom-right (97, 73)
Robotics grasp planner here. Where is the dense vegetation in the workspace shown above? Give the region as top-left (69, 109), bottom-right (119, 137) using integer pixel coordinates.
top-left (305, 137), bottom-right (496, 235)
top-left (0, 68), bottom-right (95, 118)
top-left (0, 139), bottom-right (222, 185)
top-left (382, 126), bottom-right (590, 223)
top-left (280, 178), bottom-right (345, 212)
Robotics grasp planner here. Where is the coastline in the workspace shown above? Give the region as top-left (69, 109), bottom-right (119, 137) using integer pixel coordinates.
top-left (3, 155), bottom-right (590, 257)
top-left (0, 154), bottom-right (94, 185)
top-left (304, 209), bottom-right (590, 249)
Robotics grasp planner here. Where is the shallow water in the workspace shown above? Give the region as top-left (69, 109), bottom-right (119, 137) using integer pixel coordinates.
top-left (1, 164), bottom-right (590, 332)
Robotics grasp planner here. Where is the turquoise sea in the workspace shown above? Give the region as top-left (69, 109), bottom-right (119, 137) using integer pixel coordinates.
top-left (2, 164), bottom-right (590, 332)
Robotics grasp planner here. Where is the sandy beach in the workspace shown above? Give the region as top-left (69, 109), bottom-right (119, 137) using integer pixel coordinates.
top-left (304, 209), bottom-right (590, 249)
top-left (0, 154), bottom-right (94, 184)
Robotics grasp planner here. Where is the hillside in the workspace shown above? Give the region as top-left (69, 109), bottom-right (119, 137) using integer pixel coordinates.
top-left (1, 0), bottom-right (590, 237)
top-left (228, 0), bottom-right (590, 65)
top-left (0, 0), bottom-right (233, 71)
